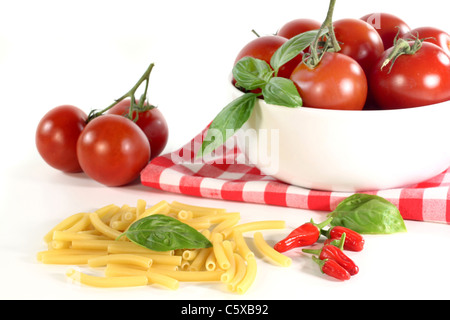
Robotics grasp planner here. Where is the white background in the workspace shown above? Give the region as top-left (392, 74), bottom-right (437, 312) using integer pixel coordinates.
top-left (1, 0), bottom-right (450, 300)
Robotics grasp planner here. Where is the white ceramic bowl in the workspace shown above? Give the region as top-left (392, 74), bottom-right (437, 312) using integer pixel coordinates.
top-left (230, 82), bottom-right (450, 192)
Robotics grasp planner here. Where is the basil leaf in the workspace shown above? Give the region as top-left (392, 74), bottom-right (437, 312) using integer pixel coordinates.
top-left (198, 92), bottom-right (257, 157)
top-left (232, 56), bottom-right (273, 90)
top-left (328, 194), bottom-right (407, 234)
top-left (121, 214), bottom-right (212, 251)
top-left (270, 28), bottom-right (328, 75)
top-left (262, 77), bottom-right (302, 108)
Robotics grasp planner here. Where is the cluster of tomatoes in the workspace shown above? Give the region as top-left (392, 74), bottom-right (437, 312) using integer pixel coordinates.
top-left (232, 13), bottom-right (450, 110)
top-left (36, 97), bottom-right (168, 187)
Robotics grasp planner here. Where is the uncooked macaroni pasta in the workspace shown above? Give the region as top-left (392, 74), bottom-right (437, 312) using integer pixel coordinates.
top-left (253, 232), bottom-right (292, 267)
top-left (38, 199), bottom-right (289, 294)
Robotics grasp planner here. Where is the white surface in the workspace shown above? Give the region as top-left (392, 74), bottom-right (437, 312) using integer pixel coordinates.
top-left (1, 0), bottom-right (450, 300)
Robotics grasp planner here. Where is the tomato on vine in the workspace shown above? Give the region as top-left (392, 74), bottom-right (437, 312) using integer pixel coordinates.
top-left (107, 99), bottom-right (168, 160)
top-left (333, 18), bottom-right (385, 76)
top-left (277, 18), bottom-right (322, 39)
top-left (290, 52), bottom-right (367, 110)
top-left (78, 62), bottom-right (161, 186)
top-left (35, 105), bottom-right (87, 173)
top-left (360, 12), bottom-right (410, 50)
top-left (35, 62), bottom-right (168, 187)
top-left (77, 114), bottom-right (150, 187)
top-left (289, 0), bottom-right (367, 110)
top-left (370, 39), bottom-right (450, 109)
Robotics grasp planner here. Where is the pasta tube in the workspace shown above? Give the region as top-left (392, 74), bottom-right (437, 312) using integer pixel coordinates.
top-left (43, 212), bottom-right (86, 243)
top-left (66, 268), bottom-right (148, 288)
top-left (232, 220), bottom-right (286, 234)
top-left (227, 253), bottom-right (247, 292)
top-left (220, 241), bottom-right (236, 283)
top-left (38, 199), bottom-right (289, 295)
top-left (212, 233), bottom-right (230, 270)
top-left (236, 256), bottom-right (257, 295)
top-left (87, 254), bottom-right (152, 269)
top-left (253, 232), bottom-right (292, 267)
top-left (89, 212), bottom-right (123, 240)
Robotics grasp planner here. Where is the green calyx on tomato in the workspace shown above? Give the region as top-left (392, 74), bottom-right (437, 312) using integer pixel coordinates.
top-left (370, 34), bottom-right (450, 110)
top-left (380, 34), bottom-right (425, 73)
top-left (87, 62), bottom-right (156, 123)
top-left (400, 27), bottom-right (450, 57)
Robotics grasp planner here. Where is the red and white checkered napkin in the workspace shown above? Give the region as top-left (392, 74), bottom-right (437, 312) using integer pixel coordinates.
top-left (141, 126), bottom-right (450, 224)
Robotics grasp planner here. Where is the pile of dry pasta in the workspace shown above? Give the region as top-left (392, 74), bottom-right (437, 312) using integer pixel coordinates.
top-left (37, 200), bottom-right (292, 294)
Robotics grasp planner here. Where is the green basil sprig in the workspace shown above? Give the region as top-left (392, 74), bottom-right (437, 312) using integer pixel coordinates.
top-left (327, 194), bottom-right (407, 234)
top-left (262, 77), bottom-right (303, 107)
top-left (118, 214), bottom-right (212, 251)
top-left (202, 92), bottom-right (258, 157)
top-left (198, 29), bottom-right (324, 157)
top-left (270, 28), bottom-right (327, 76)
top-left (232, 57), bottom-right (302, 108)
top-left (232, 57), bottom-right (273, 90)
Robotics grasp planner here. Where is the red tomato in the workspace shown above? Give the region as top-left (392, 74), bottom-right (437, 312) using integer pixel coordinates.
top-left (277, 19), bottom-right (322, 39)
top-left (107, 99), bottom-right (168, 159)
top-left (77, 114), bottom-right (151, 187)
top-left (401, 27), bottom-right (450, 57)
top-left (233, 35), bottom-right (303, 81)
top-left (290, 52), bottom-right (367, 110)
top-left (333, 18), bottom-right (385, 76)
top-left (36, 105), bottom-right (87, 173)
top-left (360, 13), bottom-right (410, 50)
top-left (369, 42), bottom-right (450, 109)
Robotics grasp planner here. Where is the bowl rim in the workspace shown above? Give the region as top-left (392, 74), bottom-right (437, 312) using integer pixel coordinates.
top-left (228, 75), bottom-right (450, 115)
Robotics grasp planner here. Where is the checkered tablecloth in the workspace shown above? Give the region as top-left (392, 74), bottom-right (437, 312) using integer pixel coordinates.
top-left (141, 126), bottom-right (450, 224)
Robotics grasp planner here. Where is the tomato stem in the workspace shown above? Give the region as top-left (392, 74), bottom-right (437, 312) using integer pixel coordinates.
top-left (381, 34), bottom-right (424, 73)
top-left (306, 0), bottom-right (341, 68)
top-left (87, 62), bottom-right (155, 123)
top-left (251, 29), bottom-right (261, 38)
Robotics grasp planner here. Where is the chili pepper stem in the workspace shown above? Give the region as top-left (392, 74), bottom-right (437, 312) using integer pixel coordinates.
top-left (302, 248), bottom-right (321, 255)
top-left (311, 216), bottom-right (333, 230)
top-left (337, 232), bottom-right (345, 250)
top-left (312, 255), bottom-right (325, 271)
top-left (302, 233), bottom-right (346, 255)
top-left (331, 232), bottom-right (346, 250)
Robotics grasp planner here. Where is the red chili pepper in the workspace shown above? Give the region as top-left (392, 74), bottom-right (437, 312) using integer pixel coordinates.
top-left (303, 242), bottom-right (359, 276)
top-left (312, 256), bottom-right (351, 281)
top-left (321, 226), bottom-right (365, 252)
top-left (273, 217), bottom-right (333, 253)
